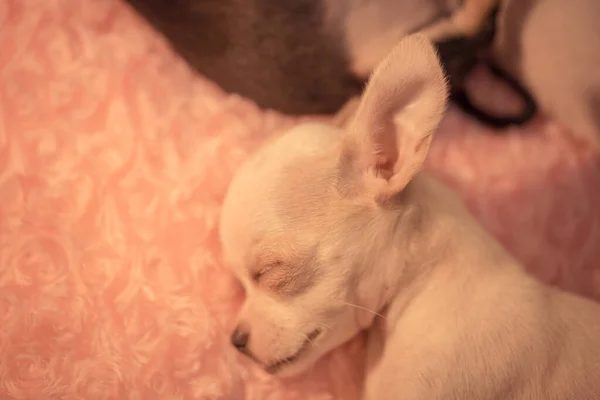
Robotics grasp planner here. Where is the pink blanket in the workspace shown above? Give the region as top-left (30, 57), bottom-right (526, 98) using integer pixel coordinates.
top-left (0, 0), bottom-right (599, 399)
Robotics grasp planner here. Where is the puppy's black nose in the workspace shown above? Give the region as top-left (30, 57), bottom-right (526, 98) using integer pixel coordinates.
top-left (231, 327), bottom-right (249, 350)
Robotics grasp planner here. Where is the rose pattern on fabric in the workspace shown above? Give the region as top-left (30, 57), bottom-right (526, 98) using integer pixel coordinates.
top-left (0, 0), bottom-right (599, 399)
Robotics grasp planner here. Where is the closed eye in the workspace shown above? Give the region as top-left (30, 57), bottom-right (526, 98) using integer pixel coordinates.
top-left (251, 261), bottom-right (315, 297)
top-left (251, 261), bottom-right (281, 282)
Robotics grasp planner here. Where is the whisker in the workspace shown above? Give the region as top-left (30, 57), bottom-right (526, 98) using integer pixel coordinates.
top-left (317, 322), bottom-right (335, 334)
top-left (336, 300), bottom-right (386, 320)
top-left (287, 330), bottom-right (312, 347)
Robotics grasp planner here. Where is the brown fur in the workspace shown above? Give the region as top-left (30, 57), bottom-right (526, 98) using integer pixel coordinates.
top-left (124, 0), bottom-right (362, 114)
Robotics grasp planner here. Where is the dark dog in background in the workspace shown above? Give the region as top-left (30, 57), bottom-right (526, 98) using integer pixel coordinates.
top-left (124, 0), bottom-right (364, 115)
top-left (125, 0), bottom-right (600, 146)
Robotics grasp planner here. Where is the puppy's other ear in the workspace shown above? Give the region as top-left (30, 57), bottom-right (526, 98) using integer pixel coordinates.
top-left (341, 34), bottom-right (448, 201)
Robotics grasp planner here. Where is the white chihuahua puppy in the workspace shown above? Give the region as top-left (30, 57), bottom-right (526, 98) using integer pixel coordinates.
top-left (219, 35), bottom-right (600, 399)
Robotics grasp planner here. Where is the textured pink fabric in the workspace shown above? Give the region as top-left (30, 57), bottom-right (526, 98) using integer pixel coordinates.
top-left (0, 0), bottom-right (599, 399)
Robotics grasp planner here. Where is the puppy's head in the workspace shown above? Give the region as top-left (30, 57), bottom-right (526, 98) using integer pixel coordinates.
top-left (219, 35), bottom-right (448, 376)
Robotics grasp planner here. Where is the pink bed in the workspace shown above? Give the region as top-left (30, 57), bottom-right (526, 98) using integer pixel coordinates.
top-left (1, 0), bottom-right (599, 399)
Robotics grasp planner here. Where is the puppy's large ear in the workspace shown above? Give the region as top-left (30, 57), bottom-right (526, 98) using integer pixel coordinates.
top-left (340, 35), bottom-right (448, 201)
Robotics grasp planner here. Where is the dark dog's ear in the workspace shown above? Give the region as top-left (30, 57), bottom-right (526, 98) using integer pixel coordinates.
top-left (341, 35), bottom-right (449, 201)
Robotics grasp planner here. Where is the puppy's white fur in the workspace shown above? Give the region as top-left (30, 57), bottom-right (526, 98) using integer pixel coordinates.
top-left (220, 35), bottom-right (600, 398)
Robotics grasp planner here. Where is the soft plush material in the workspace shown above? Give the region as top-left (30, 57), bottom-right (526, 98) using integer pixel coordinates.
top-left (0, 0), bottom-right (598, 399)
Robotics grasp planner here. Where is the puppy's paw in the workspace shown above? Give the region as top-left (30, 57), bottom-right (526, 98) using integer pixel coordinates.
top-left (420, 0), bottom-right (499, 42)
top-left (420, 15), bottom-right (483, 42)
